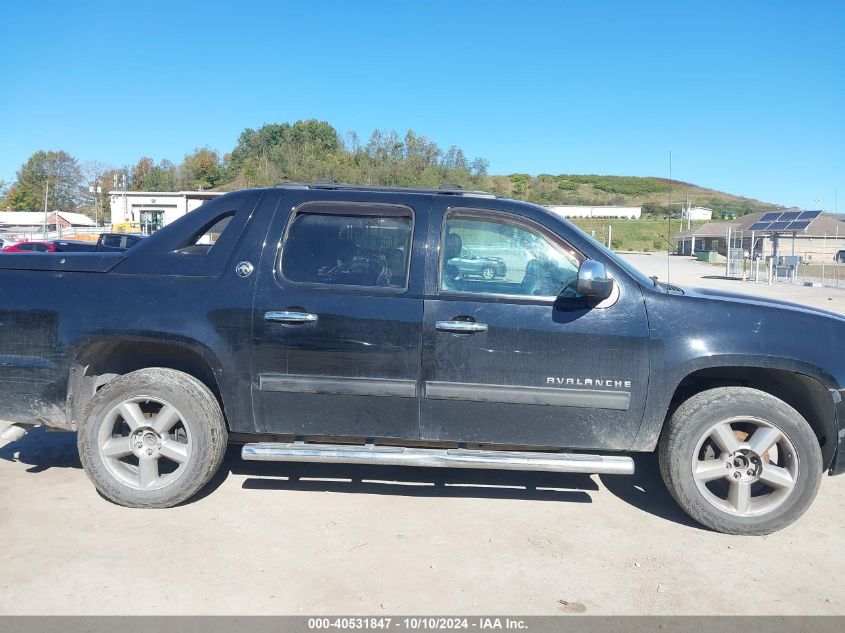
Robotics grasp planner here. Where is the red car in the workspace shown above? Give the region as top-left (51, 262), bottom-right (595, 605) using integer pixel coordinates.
top-left (1, 241), bottom-right (58, 253)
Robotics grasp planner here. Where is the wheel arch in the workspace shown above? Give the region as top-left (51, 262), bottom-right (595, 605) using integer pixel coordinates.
top-left (661, 364), bottom-right (837, 470)
top-left (633, 355), bottom-right (839, 471)
top-left (67, 336), bottom-right (227, 431)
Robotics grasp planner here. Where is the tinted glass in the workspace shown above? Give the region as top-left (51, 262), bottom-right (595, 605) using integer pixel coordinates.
top-left (282, 213), bottom-right (412, 289)
top-left (440, 216), bottom-right (582, 297)
top-left (102, 235), bottom-right (123, 248)
top-left (174, 213), bottom-right (234, 255)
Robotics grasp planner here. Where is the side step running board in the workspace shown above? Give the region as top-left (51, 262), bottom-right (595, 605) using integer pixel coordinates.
top-left (241, 442), bottom-right (634, 475)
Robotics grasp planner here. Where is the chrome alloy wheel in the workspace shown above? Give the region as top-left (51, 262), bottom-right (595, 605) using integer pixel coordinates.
top-left (692, 416), bottom-right (798, 517)
top-left (96, 396), bottom-right (193, 491)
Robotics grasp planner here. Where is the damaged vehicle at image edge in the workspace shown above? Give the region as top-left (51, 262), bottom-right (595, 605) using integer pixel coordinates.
top-left (0, 182), bottom-right (843, 535)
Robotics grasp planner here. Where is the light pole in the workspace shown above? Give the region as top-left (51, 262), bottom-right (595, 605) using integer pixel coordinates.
top-left (89, 182), bottom-right (102, 226)
top-left (42, 180), bottom-right (49, 240)
top-left (815, 199), bottom-right (824, 285)
top-left (113, 172), bottom-right (127, 225)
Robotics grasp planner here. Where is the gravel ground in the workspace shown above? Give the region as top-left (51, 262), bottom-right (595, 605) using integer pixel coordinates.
top-left (1, 252), bottom-right (843, 615)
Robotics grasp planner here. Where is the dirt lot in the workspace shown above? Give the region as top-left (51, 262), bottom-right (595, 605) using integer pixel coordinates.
top-left (625, 251), bottom-right (845, 315)
top-left (1, 252), bottom-right (844, 616)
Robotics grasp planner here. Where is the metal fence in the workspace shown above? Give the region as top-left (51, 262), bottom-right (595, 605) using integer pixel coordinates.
top-left (795, 258), bottom-right (845, 289)
top-left (744, 230), bottom-right (845, 289)
top-left (0, 226), bottom-right (112, 244)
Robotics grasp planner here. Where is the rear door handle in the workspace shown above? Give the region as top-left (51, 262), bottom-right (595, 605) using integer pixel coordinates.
top-left (265, 311), bottom-right (318, 325)
top-left (435, 320), bottom-right (488, 334)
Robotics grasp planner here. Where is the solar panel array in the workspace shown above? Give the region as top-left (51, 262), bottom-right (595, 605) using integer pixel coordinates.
top-left (748, 210), bottom-right (822, 232)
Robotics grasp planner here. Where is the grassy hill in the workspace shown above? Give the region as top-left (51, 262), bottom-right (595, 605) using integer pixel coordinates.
top-left (483, 174), bottom-right (782, 252)
top-left (487, 174), bottom-right (781, 218)
top-left (568, 218), bottom-right (711, 252)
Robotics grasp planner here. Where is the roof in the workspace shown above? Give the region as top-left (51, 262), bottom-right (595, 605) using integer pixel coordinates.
top-left (673, 211), bottom-right (845, 240)
top-left (0, 211), bottom-right (96, 227)
top-left (673, 221), bottom-right (741, 240)
top-left (56, 211), bottom-right (97, 226)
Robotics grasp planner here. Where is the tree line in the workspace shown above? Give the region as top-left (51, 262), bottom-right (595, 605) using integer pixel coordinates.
top-left (0, 118), bottom-right (767, 222)
top-left (0, 120), bottom-right (495, 222)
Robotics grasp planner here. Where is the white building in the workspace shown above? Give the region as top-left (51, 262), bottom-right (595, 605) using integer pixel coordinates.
top-left (109, 190), bottom-right (224, 233)
top-left (682, 206), bottom-right (713, 221)
top-left (545, 205), bottom-right (642, 220)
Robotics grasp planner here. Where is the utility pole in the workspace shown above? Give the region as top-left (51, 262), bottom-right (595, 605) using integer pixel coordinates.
top-left (42, 180), bottom-right (49, 240)
top-left (667, 150), bottom-right (672, 285)
top-left (89, 181), bottom-right (103, 226)
top-left (815, 199), bottom-right (824, 285)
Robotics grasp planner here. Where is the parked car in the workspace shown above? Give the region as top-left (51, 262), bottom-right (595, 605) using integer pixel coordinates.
top-left (835, 249), bottom-right (845, 264)
top-left (449, 248), bottom-right (507, 280)
top-left (52, 239), bottom-right (98, 252)
top-left (1, 241), bottom-right (58, 253)
top-left (96, 233), bottom-right (144, 252)
top-left (0, 183), bottom-right (842, 535)
top-left (53, 234), bottom-right (145, 253)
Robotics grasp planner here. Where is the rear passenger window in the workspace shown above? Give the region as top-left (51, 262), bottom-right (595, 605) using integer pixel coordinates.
top-left (281, 204), bottom-right (412, 289)
top-left (102, 235), bottom-right (123, 248)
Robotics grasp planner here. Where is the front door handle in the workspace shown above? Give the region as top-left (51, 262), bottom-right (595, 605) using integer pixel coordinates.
top-left (435, 320), bottom-right (488, 334)
top-left (265, 310), bottom-right (318, 325)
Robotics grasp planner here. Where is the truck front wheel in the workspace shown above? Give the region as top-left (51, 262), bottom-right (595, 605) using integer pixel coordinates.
top-left (659, 387), bottom-right (822, 535)
top-left (78, 368), bottom-right (228, 508)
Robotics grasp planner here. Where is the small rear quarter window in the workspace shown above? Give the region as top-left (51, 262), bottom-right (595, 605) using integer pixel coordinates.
top-left (174, 213), bottom-right (234, 255)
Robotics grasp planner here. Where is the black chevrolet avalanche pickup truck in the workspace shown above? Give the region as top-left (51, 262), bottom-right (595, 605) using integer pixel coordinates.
top-left (1, 183), bottom-right (843, 535)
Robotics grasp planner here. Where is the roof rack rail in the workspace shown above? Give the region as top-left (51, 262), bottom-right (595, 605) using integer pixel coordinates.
top-left (273, 181), bottom-right (496, 199)
top-left (274, 181), bottom-right (310, 190)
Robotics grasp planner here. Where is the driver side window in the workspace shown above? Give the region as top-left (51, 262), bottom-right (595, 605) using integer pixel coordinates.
top-left (439, 214), bottom-right (582, 298)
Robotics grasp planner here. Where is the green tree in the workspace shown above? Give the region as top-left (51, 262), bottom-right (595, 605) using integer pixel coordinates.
top-left (509, 173), bottom-right (531, 197)
top-left (2, 150), bottom-right (84, 211)
top-left (228, 120), bottom-right (342, 185)
top-left (130, 157), bottom-right (177, 191)
top-left (180, 148), bottom-right (223, 190)
top-left (286, 119), bottom-right (341, 154)
top-left (130, 157), bottom-right (154, 190)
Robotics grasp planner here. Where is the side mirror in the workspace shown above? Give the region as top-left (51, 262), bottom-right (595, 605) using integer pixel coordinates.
top-left (576, 260), bottom-right (614, 300)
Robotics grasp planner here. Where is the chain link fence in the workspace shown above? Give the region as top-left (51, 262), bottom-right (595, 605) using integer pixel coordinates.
top-left (750, 232), bottom-right (845, 289)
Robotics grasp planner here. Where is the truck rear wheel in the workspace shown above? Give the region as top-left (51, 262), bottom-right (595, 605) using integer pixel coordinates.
top-left (78, 368), bottom-right (227, 508)
top-left (659, 387), bottom-right (822, 535)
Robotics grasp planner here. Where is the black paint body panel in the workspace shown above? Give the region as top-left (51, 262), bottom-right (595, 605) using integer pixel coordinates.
top-left (0, 186), bottom-right (842, 475)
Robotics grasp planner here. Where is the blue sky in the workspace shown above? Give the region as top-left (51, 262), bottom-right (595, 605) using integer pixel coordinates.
top-left (1, 0), bottom-right (843, 208)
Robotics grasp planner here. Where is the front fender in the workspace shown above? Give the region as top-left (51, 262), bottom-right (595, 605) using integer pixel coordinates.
top-left (630, 353), bottom-right (840, 459)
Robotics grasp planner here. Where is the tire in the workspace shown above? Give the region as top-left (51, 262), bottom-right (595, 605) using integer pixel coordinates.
top-left (78, 368), bottom-right (228, 508)
top-left (658, 387), bottom-right (822, 535)
top-left (481, 266), bottom-right (496, 280)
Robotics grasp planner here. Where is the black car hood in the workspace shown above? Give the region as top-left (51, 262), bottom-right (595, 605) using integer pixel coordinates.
top-left (682, 285), bottom-right (845, 322)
